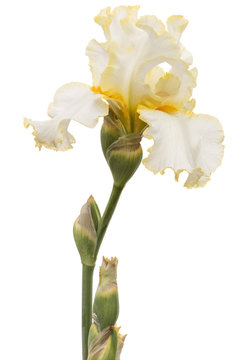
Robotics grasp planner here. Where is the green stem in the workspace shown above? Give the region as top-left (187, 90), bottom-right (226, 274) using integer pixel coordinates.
top-left (82, 265), bottom-right (94, 360)
top-left (81, 183), bottom-right (124, 360)
top-left (94, 184), bottom-right (124, 260)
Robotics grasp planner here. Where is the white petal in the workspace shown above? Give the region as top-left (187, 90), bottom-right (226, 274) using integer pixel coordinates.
top-left (154, 73), bottom-right (181, 97)
top-left (25, 83), bottom-right (108, 151)
top-left (48, 82), bottom-right (108, 128)
top-left (92, 6), bottom-right (201, 137)
top-left (184, 169), bottom-right (210, 189)
top-left (138, 107), bottom-right (224, 188)
top-left (146, 60), bottom-right (197, 109)
top-left (100, 21), bottom-right (179, 109)
top-left (167, 60), bottom-right (197, 107)
top-left (24, 117), bottom-right (74, 151)
top-left (167, 15), bottom-right (193, 65)
top-left (182, 98), bottom-right (196, 111)
top-left (92, 5), bottom-right (198, 130)
top-left (93, 7), bottom-right (180, 113)
top-left (86, 39), bottom-right (109, 87)
top-left (145, 66), bottom-right (165, 91)
top-left (95, 6), bottom-right (139, 46)
top-left (167, 15), bottom-right (188, 42)
top-left (180, 45), bottom-right (193, 65)
top-left (136, 15), bottom-right (165, 35)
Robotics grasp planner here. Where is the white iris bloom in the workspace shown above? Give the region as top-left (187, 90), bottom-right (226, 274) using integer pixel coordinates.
top-left (25, 6), bottom-right (224, 188)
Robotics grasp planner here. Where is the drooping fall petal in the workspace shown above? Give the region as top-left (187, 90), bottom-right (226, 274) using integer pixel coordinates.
top-left (138, 106), bottom-right (224, 188)
top-left (24, 82), bottom-right (108, 151)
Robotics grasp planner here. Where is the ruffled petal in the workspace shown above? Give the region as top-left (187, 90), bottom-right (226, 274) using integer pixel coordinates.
top-left (91, 6), bottom-right (200, 135)
top-left (99, 20), bottom-right (180, 109)
top-left (136, 15), bottom-right (165, 35)
top-left (92, 6), bottom-right (197, 124)
top-left (165, 61), bottom-right (197, 107)
top-left (138, 106), bottom-right (224, 188)
top-left (167, 15), bottom-right (188, 42)
top-left (86, 40), bottom-right (109, 87)
top-left (145, 60), bottom-right (197, 110)
top-left (184, 169), bottom-right (210, 189)
top-left (182, 98), bottom-right (196, 112)
top-left (167, 15), bottom-right (193, 65)
top-left (154, 73), bottom-right (181, 97)
top-left (47, 82), bottom-right (108, 127)
top-left (93, 7), bottom-right (180, 122)
top-left (95, 6), bottom-right (139, 45)
top-left (24, 83), bottom-right (108, 151)
top-left (24, 117), bottom-right (74, 151)
top-left (145, 66), bottom-right (165, 91)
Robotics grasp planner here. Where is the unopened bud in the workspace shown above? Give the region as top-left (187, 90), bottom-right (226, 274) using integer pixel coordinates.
top-left (106, 132), bottom-right (142, 188)
top-left (93, 257), bottom-right (119, 330)
top-left (73, 196), bottom-right (101, 266)
top-left (101, 109), bottom-right (126, 159)
top-left (87, 326), bottom-right (118, 360)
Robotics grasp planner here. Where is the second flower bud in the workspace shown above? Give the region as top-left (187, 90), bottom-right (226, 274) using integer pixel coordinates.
top-left (73, 196), bottom-right (101, 266)
top-left (101, 110), bottom-right (143, 188)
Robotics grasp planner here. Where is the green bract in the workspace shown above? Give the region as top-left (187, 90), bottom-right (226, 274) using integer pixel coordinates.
top-left (106, 133), bottom-right (142, 188)
top-left (87, 326), bottom-right (118, 360)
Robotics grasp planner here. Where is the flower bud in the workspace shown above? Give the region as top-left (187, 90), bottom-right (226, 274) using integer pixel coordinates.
top-left (93, 257), bottom-right (119, 330)
top-left (73, 196), bottom-right (101, 266)
top-left (87, 326), bottom-right (118, 360)
top-left (101, 108), bottom-right (126, 159)
top-left (106, 132), bottom-right (143, 188)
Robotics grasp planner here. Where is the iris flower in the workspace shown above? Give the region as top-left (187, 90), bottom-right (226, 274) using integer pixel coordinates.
top-left (24, 6), bottom-right (224, 188)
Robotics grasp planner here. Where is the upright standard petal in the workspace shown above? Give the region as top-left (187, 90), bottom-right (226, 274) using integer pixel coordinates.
top-left (100, 26), bottom-right (180, 132)
top-left (95, 6), bottom-right (140, 46)
top-left (86, 39), bottom-right (109, 87)
top-left (154, 60), bottom-right (197, 108)
top-left (167, 15), bottom-right (188, 42)
top-left (90, 6), bottom-right (197, 135)
top-left (24, 83), bottom-right (108, 151)
top-left (136, 15), bottom-right (165, 35)
top-left (138, 107), bottom-right (224, 188)
top-left (167, 15), bottom-right (193, 65)
top-left (92, 6), bottom-right (180, 131)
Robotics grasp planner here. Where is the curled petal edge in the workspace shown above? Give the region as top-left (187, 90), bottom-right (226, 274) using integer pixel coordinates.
top-left (138, 105), bottom-right (224, 189)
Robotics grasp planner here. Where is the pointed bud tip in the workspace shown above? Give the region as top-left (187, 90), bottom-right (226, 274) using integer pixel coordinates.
top-left (88, 195), bottom-right (96, 204)
top-left (73, 197), bottom-right (99, 266)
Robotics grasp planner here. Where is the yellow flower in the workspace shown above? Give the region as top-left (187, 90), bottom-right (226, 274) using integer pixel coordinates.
top-left (25, 6), bottom-right (224, 188)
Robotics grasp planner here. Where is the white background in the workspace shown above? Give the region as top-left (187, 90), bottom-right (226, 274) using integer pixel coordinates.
top-left (0, 0), bottom-right (239, 359)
